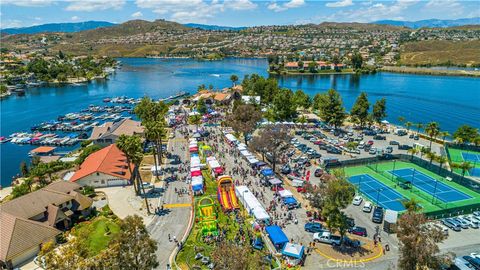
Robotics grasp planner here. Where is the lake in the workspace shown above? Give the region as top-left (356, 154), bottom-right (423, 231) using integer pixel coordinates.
top-left (1, 57), bottom-right (479, 187)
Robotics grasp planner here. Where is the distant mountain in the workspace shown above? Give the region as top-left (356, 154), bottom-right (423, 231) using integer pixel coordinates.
top-left (2, 21), bottom-right (116, 35)
top-left (373, 17), bottom-right (480, 29)
top-left (183, 23), bottom-right (246, 31)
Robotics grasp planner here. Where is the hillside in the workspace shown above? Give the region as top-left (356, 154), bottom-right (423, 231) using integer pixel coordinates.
top-left (400, 40), bottom-right (480, 66)
top-left (374, 17), bottom-right (480, 29)
top-left (183, 23), bottom-right (246, 31)
top-left (1, 21), bottom-right (115, 35)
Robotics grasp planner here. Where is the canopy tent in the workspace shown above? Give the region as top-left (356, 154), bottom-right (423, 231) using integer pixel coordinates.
top-left (237, 143), bottom-right (247, 151)
top-left (225, 134), bottom-right (238, 143)
top-left (254, 161), bottom-right (267, 168)
top-left (191, 170), bottom-right (202, 177)
top-left (207, 159), bottom-right (221, 169)
top-left (191, 157), bottom-right (201, 167)
top-left (192, 133), bottom-right (201, 138)
top-left (282, 243), bottom-right (304, 259)
top-left (235, 186), bottom-right (270, 222)
top-left (265, 225), bottom-right (289, 247)
top-left (151, 165), bottom-right (162, 176)
top-left (260, 168), bottom-right (274, 177)
top-left (240, 150), bottom-right (252, 157)
top-left (246, 156), bottom-right (259, 164)
top-left (214, 167), bottom-right (224, 174)
top-left (279, 189), bottom-right (293, 198)
top-left (268, 178), bottom-right (282, 185)
top-left (381, 120), bottom-right (390, 124)
top-left (283, 197), bottom-right (297, 205)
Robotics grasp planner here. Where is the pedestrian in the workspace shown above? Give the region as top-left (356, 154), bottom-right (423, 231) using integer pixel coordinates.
top-left (168, 234), bottom-right (171, 241)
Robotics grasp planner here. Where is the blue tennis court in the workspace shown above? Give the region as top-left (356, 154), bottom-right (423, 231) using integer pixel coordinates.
top-left (462, 152), bottom-right (480, 163)
top-left (389, 168), bottom-right (472, 203)
top-left (470, 168), bottom-right (480, 177)
top-left (348, 174), bottom-right (406, 211)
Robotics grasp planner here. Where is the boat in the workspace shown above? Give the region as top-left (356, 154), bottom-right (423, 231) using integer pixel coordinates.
top-left (103, 98), bottom-right (111, 102)
top-left (0, 137), bottom-right (11, 143)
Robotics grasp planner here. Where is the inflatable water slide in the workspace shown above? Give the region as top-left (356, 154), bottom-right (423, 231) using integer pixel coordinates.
top-left (217, 175), bottom-right (239, 211)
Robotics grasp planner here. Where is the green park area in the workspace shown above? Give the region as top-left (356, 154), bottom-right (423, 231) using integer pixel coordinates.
top-left (344, 161), bottom-right (480, 216)
top-left (71, 215), bottom-right (121, 256)
top-left (447, 147), bottom-right (480, 177)
top-left (175, 168), bottom-right (275, 269)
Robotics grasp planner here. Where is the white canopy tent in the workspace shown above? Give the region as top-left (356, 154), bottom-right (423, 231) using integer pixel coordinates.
top-left (240, 150), bottom-right (252, 157)
top-left (279, 189), bottom-right (293, 198)
top-left (235, 186), bottom-right (270, 222)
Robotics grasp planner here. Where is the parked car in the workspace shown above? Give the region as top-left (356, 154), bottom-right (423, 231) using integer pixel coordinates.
top-left (313, 231), bottom-right (341, 246)
top-left (362, 202), bottom-right (372, 213)
top-left (304, 222), bottom-right (324, 233)
top-left (442, 218), bottom-right (461, 232)
top-left (462, 215), bottom-right (479, 229)
top-left (389, 140), bottom-right (399, 145)
top-left (372, 206), bottom-right (384, 223)
top-left (409, 134), bottom-right (414, 139)
top-left (281, 164), bottom-right (291, 174)
top-left (352, 195), bottom-right (363, 206)
top-left (348, 226), bottom-right (368, 237)
top-left (369, 148), bottom-right (377, 155)
top-left (414, 135), bottom-right (419, 140)
top-left (373, 135), bottom-right (386, 140)
top-left (398, 144), bottom-right (412, 150)
top-left (367, 140), bottom-right (374, 145)
top-left (454, 217), bottom-right (470, 229)
top-left (385, 146), bottom-right (393, 153)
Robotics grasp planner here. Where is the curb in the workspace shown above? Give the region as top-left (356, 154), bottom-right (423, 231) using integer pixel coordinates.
top-left (314, 244), bottom-right (384, 263)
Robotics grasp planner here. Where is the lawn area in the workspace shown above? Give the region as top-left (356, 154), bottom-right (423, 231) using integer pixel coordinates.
top-left (447, 147), bottom-right (480, 176)
top-left (71, 216), bottom-right (120, 256)
top-left (344, 161), bottom-right (480, 215)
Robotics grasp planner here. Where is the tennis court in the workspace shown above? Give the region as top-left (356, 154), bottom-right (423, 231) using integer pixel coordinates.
top-left (348, 174), bottom-right (406, 211)
top-left (461, 152), bottom-right (480, 163)
top-left (389, 168), bottom-right (472, 203)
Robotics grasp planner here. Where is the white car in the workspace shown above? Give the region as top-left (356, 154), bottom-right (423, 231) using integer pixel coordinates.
top-left (352, 196), bottom-right (363, 206)
top-left (362, 202), bottom-right (372, 213)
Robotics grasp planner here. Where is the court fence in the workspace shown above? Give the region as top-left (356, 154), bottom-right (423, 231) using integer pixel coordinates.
top-left (445, 143), bottom-right (480, 167)
top-left (332, 154), bottom-right (480, 194)
top-left (424, 202), bottom-right (480, 219)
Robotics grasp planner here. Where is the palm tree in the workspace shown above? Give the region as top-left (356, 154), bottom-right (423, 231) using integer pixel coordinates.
top-left (415, 123), bottom-right (423, 134)
top-left (230, 74), bottom-right (238, 87)
top-left (473, 136), bottom-right (480, 147)
top-left (23, 178), bottom-right (33, 193)
top-left (439, 131), bottom-right (450, 143)
top-left (435, 155), bottom-right (448, 173)
top-left (403, 198), bottom-right (421, 212)
top-left (407, 148), bottom-right (419, 160)
top-left (425, 150), bottom-right (437, 164)
top-left (459, 162), bottom-right (474, 178)
top-left (425, 122), bottom-right (440, 149)
top-left (297, 115), bottom-right (307, 132)
top-left (190, 114), bottom-right (202, 131)
top-left (405, 121), bottom-right (413, 133)
top-left (144, 120), bottom-right (167, 181)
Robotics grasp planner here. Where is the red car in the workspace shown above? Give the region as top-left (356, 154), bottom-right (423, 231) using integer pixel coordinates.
top-left (313, 140), bottom-right (323, 145)
top-left (348, 226), bottom-right (367, 237)
top-left (367, 140), bottom-right (374, 145)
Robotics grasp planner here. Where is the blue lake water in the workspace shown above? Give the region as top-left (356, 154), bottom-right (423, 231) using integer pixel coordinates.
top-left (1, 57), bottom-right (479, 186)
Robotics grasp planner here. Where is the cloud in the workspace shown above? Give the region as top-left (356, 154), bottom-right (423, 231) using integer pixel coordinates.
top-left (65, 0), bottom-right (126, 12)
top-left (326, 0), bottom-right (353, 8)
top-left (324, 0), bottom-right (419, 22)
top-left (135, 0), bottom-right (256, 23)
top-left (131, 11), bottom-right (143, 18)
top-left (267, 0), bottom-right (305, 12)
top-left (71, 16), bottom-right (79, 21)
top-left (2, 19), bottom-right (23, 28)
top-left (1, 0), bottom-right (53, 7)
top-left (424, 0), bottom-right (463, 17)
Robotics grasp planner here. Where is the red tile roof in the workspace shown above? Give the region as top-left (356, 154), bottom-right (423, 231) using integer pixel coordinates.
top-left (30, 146), bottom-right (56, 154)
top-left (70, 144), bottom-right (132, 182)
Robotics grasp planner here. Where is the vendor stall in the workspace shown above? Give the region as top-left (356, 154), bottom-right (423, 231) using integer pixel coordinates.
top-left (265, 225), bottom-right (289, 250)
top-left (282, 243), bottom-right (305, 266)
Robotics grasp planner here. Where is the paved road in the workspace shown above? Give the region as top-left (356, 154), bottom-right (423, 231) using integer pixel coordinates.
top-left (147, 127), bottom-right (192, 269)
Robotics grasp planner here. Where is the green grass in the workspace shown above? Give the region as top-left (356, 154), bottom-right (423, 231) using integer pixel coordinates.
top-left (344, 161), bottom-right (480, 214)
top-left (71, 216), bottom-right (120, 256)
top-left (447, 148), bottom-right (480, 176)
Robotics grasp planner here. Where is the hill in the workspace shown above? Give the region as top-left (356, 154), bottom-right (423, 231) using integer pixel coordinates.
top-left (1, 21), bottom-right (116, 35)
top-left (183, 23), bottom-right (246, 31)
top-left (400, 40), bottom-right (480, 66)
top-left (374, 17), bottom-right (480, 29)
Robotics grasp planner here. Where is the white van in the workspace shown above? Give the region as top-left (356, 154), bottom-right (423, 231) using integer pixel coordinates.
top-left (362, 202), bottom-right (372, 213)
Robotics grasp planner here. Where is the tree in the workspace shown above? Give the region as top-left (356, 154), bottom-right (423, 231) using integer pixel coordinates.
top-left (458, 161), bottom-right (474, 178)
top-left (20, 161), bottom-right (29, 177)
top-left (230, 74), bottom-right (238, 86)
top-left (250, 125), bottom-right (290, 171)
top-left (435, 155), bottom-right (448, 173)
top-left (316, 89), bottom-right (346, 129)
top-left (425, 150), bottom-right (438, 164)
top-left (332, 55), bottom-right (340, 65)
top-left (272, 88), bottom-right (297, 120)
top-left (453, 125), bottom-right (479, 144)
top-left (407, 148), bottom-right (419, 160)
top-left (350, 92), bottom-right (370, 127)
top-left (425, 122), bottom-right (440, 149)
top-left (109, 215), bottom-right (159, 270)
top-left (321, 174), bottom-right (355, 244)
top-left (189, 114), bottom-right (202, 130)
top-left (415, 122), bottom-right (424, 134)
top-left (144, 121), bottom-right (167, 181)
top-left (308, 61), bottom-right (318, 73)
top-left (11, 182), bottom-right (30, 198)
top-left (398, 116), bottom-right (405, 125)
top-left (405, 121), bottom-right (413, 132)
top-left (293, 89), bottom-right (312, 109)
top-left (372, 98), bottom-right (387, 124)
top-left (297, 60), bottom-right (304, 71)
top-left (227, 104), bottom-right (262, 145)
top-left (211, 242), bottom-right (263, 270)
top-left (196, 98), bottom-right (208, 115)
top-left (397, 207), bottom-right (447, 269)
top-left (350, 53), bottom-right (363, 69)
top-left (439, 131), bottom-right (450, 143)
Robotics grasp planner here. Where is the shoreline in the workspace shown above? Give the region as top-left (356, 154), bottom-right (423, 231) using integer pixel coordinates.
top-left (380, 66), bottom-right (480, 77)
top-left (268, 70), bottom-right (356, 76)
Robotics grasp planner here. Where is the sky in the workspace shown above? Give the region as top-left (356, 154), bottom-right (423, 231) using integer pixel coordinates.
top-left (1, 0), bottom-right (479, 29)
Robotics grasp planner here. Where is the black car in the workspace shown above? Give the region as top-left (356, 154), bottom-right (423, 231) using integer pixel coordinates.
top-left (348, 226), bottom-right (368, 237)
top-left (309, 152), bottom-right (322, 159)
top-left (373, 135), bottom-right (386, 140)
top-left (372, 206), bottom-right (384, 223)
top-left (389, 140), bottom-right (399, 145)
top-left (281, 164), bottom-right (291, 174)
top-left (346, 217), bottom-right (355, 229)
top-left (398, 144), bottom-right (412, 150)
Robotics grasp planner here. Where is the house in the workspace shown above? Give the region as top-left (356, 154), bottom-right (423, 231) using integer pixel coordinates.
top-left (0, 181), bottom-right (92, 269)
top-left (70, 144), bottom-right (132, 188)
top-left (213, 93), bottom-right (231, 104)
top-left (89, 118), bottom-right (143, 146)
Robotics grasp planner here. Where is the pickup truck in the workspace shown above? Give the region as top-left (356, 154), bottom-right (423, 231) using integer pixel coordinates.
top-left (313, 231), bottom-right (341, 246)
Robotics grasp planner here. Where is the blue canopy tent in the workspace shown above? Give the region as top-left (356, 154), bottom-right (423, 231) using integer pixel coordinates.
top-left (265, 225), bottom-right (289, 250)
top-left (261, 168), bottom-right (274, 177)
